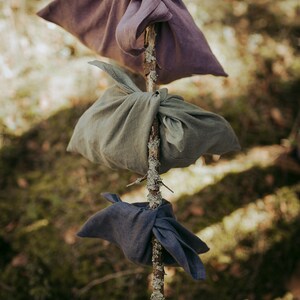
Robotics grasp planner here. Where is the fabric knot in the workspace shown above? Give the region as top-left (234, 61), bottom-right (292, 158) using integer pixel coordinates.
top-left (157, 88), bottom-right (169, 103)
top-left (67, 61), bottom-right (240, 175)
top-left (37, 0), bottom-right (227, 84)
top-left (77, 193), bottom-right (209, 280)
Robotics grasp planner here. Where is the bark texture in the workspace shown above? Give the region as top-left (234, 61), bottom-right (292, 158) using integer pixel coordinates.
top-left (144, 25), bottom-right (165, 300)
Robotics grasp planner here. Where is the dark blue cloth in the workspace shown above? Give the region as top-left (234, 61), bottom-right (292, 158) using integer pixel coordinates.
top-left (77, 193), bottom-right (209, 280)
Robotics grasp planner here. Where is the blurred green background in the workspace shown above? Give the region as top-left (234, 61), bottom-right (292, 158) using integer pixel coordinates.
top-left (0, 0), bottom-right (299, 299)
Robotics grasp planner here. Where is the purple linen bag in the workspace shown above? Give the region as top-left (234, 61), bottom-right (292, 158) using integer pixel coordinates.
top-left (37, 0), bottom-right (227, 84)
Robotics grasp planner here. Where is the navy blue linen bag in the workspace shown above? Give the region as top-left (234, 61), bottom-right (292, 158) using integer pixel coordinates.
top-left (78, 193), bottom-right (209, 280)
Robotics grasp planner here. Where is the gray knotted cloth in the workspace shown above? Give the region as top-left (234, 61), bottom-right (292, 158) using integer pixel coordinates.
top-left (67, 61), bottom-right (240, 175)
top-left (77, 193), bottom-right (209, 280)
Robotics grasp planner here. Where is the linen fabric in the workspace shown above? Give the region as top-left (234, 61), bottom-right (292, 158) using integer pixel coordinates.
top-left (67, 61), bottom-right (240, 175)
top-left (77, 193), bottom-right (209, 280)
top-left (37, 0), bottom-right (227, 84)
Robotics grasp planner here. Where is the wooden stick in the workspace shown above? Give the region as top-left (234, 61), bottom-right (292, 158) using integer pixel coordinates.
top-left (144, 25), bottom-right (165, 300)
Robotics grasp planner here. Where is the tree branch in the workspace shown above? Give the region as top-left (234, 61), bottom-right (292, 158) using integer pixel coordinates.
top-left (76, 268), bottom-right (145, 296)
top-left (144, 24), bottom-right (165, 300)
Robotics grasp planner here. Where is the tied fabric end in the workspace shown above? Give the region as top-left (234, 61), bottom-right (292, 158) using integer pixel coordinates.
top-left (76, 230), bottom-right (86, 238)
top-left (36, 5), bottom-right (50, 19)
top-left (192, 270), bottom-right (206, 281)
top-left (67, 62), bottom-right (240, 175)
top-left (101, 192), bottom-right (122, 203)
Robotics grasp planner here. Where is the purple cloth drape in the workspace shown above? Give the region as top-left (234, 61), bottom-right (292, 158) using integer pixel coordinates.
top-left (37, 0), bottom-right (227, 84)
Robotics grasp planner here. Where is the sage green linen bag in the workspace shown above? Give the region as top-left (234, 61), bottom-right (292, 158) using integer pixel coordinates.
top-left (67, 61), bottom-right (240, 174)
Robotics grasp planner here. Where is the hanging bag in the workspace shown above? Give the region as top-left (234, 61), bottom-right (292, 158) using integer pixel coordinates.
top-left (67, 61), bottom-right (240, 174)
top-left (38, 0), bottom-right (227, 84)
top-left (78, 193), bottom-right (209, 280)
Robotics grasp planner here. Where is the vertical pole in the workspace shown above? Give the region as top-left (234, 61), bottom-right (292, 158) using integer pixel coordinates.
top-left (144, 25), bottom-right (165, 300)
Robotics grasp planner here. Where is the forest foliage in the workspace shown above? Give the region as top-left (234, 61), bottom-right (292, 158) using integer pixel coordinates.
top-left (0, 0), bottom-right (299, 299)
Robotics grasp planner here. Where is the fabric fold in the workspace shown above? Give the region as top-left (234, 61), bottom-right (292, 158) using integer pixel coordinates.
top-left (116, 0), bottom-right (172, 56)
top-left (37, 0), bottom-right (227, 84)
top-left (67, 61), bottom-right (240, 175)
top-left (77, 193), bottom-right (209, 280)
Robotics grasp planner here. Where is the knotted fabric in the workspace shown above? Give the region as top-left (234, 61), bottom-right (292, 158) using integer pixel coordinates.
top-left (37, 0), bottom-right (227, 84)
top-left (67, 61), bottom-right (240, 175)
top-left (77, 193), bottom-right (209, 280)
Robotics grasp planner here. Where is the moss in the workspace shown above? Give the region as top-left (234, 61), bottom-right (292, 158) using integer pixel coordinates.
top-left (175, 165), bottom-right (300, 232)
top-left (0, 104), bottom-right (148, 300)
